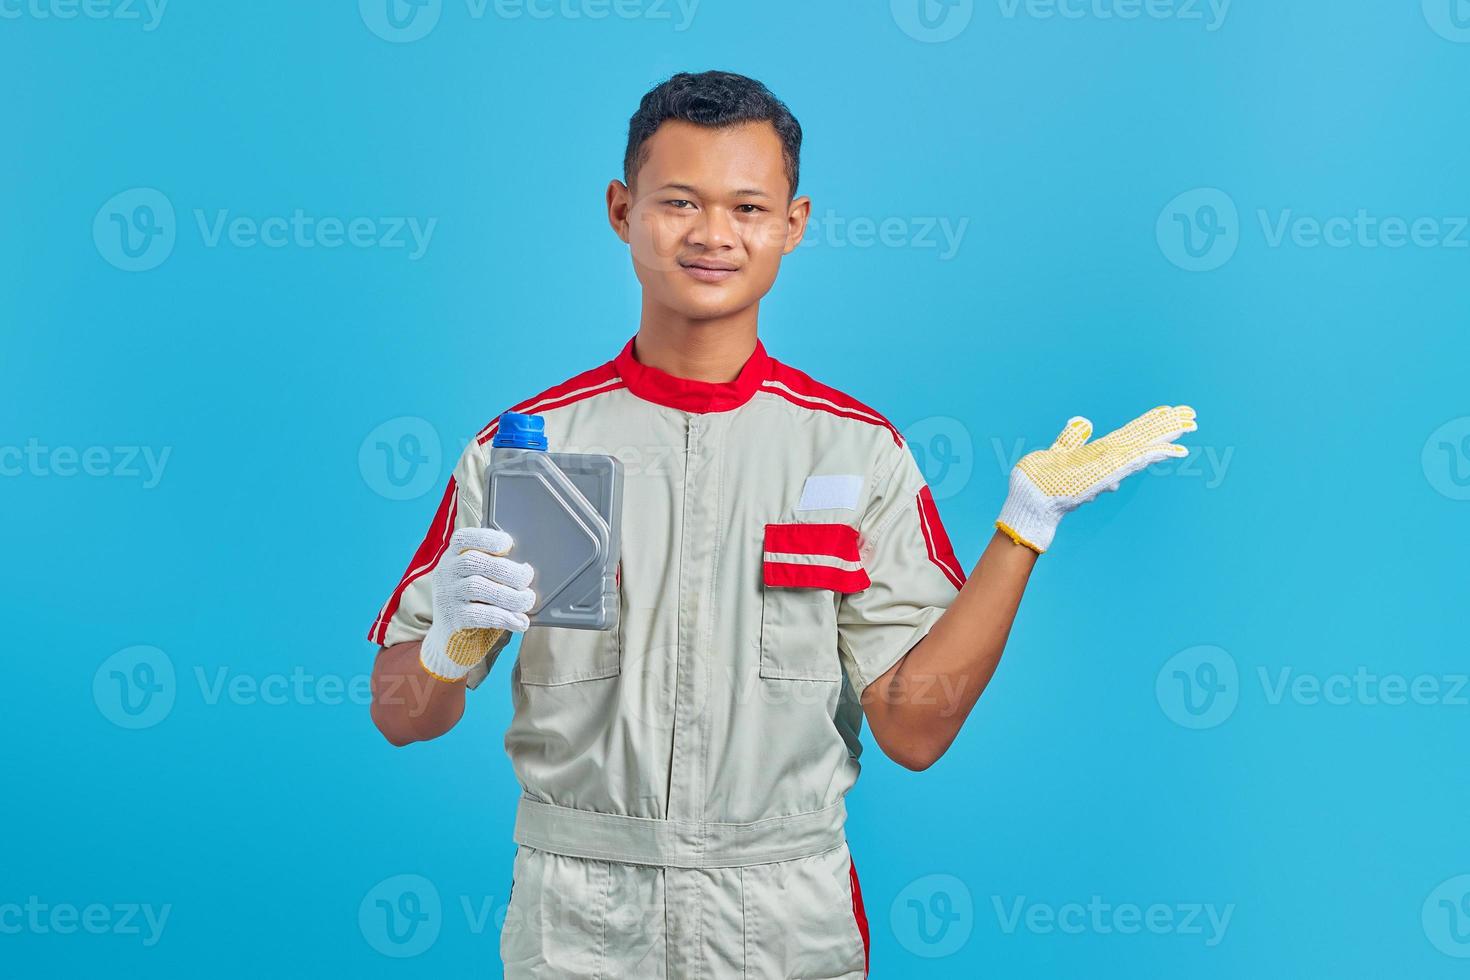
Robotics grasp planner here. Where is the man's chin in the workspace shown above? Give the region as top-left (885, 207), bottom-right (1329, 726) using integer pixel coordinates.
top-left (662, 289), bottom-right (754, 322)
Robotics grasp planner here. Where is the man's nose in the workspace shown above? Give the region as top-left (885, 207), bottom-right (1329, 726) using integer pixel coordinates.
top-left (688, 206), bottom-right (738, 250)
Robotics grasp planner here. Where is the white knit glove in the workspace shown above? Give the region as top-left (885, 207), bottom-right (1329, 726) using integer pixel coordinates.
top-left (419, 527), bottom-right (536, 683)
top-left (995, 405), bottom-right (1198, 554)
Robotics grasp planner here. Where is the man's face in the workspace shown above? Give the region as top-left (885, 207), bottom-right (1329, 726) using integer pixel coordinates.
top-left (609, 120), bottom-right (810, 322)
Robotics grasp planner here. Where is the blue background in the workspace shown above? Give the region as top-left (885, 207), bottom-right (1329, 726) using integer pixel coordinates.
top-left (6, 0), bottom-right (1468, 976)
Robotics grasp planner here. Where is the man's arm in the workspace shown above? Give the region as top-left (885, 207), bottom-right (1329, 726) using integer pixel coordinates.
top-left (861, 530), bottom-right (1035, 770)
top-left (861, 405), bottom-right (1197, 771)
top-left (370, 640), bottom-right (467, 746)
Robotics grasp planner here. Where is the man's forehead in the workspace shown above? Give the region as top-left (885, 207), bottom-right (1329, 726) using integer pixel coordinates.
top-left (637, 120), bottom-right (787, 195)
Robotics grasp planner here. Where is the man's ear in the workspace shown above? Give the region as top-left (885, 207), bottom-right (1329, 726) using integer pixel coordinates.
top-left (783, 194), bottom-right (812, 255)
top-left (606, 179), bottom-right (632, 243)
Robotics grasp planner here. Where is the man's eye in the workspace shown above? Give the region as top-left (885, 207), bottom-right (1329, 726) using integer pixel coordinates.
top-left (666, 200), bottom-right (694, 209)
top-left (736, 204), bottom-right (764, 214)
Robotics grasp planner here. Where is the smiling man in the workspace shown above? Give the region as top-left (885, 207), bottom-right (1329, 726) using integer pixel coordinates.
top-left (367, 70), bottom-right (1197, 978)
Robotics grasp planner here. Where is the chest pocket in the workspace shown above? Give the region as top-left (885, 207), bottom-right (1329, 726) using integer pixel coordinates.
top-left (516, 575), bottom-right (623, 686)
top-left (759, 523), bottom-right (869, 683)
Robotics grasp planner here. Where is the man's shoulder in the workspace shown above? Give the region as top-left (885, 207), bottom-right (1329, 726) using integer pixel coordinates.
top-left (471, 357), bottom-right (624, 447)
top-left (759, 355), bottom-right (904, 449)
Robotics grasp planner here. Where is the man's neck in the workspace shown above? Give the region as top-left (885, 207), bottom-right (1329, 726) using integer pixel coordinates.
top-left (632, 305), bottom-right (760, 383)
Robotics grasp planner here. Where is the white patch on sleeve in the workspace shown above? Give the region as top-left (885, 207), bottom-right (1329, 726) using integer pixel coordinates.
top-left (796, 474), bottom-right (864, 512)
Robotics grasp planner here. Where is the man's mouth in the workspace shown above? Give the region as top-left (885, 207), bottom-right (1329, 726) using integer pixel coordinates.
top-left (679, 259), bottom-right (739, 283)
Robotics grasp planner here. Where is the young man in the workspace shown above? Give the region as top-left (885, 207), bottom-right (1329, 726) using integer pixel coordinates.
top-left (368, 71), bottom-right (1196, 978)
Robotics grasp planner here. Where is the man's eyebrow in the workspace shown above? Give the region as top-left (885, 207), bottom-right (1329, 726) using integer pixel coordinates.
top-left (657, 183), bottom-right (771, 198)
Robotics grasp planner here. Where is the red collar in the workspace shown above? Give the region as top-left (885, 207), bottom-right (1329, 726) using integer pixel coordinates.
top-left (613, 335), bottom-right (773, 413)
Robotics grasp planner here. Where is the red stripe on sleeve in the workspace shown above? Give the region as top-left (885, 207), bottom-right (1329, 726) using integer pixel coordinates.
top-left (367, 476), bottom-right (458, 645)
top-left (916, 485), bottom-right (966, 590)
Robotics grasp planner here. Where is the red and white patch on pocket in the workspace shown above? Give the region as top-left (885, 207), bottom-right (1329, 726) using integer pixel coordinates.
top-left (762, 523), bottom-right (871, 593)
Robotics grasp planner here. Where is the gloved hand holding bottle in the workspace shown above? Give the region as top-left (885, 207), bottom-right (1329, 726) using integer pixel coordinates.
top-left (995, 405), bottom-right (1198, 554)
top-left (419, 527), bottom-right (537, 683)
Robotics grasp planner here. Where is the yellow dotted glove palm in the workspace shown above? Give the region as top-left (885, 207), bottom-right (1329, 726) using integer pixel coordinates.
top-left (995, 405), bottom-right (1198, 554)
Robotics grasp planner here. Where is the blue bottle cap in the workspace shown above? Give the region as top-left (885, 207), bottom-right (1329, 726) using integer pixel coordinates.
top-left (491, 411), bottom-right (549, 451)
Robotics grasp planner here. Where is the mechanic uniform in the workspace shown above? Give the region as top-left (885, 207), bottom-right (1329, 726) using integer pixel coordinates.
top-left (368, 336), bottom-right (967, 978)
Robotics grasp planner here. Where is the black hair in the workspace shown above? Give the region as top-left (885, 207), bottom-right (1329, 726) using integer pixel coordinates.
top-left (623, 70), bottom-right (803, 198)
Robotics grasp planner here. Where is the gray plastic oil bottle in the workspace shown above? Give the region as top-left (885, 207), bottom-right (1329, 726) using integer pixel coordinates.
top-left (483, 411), bottom-right (623, 630)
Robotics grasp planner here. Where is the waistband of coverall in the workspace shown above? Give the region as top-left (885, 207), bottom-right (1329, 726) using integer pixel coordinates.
top-left (513, 796), bottom-right (848, 869)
